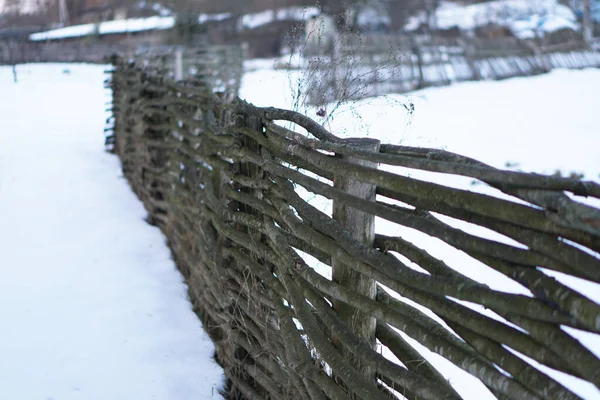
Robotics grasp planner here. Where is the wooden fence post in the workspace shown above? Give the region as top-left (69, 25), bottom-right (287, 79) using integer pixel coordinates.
top-left (174, 48), bottom-right (183, 81)
top-left (583, 0), bottom-right (593, 44)
top-left (332, 137), bottom-right (380, 387)
top-left (411, 37), bottom-right (425, 90)
top-left (459, 38), bottom-right (481, 81)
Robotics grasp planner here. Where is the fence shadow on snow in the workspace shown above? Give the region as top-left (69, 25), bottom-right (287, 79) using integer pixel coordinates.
top-left (106, 51), bottom-right (600, 400)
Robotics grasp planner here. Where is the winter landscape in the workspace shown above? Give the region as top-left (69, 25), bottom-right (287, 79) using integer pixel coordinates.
top-left (1, 57), bottom-right (598, 399)
top-left (2, 0), bottom-right (600, 399)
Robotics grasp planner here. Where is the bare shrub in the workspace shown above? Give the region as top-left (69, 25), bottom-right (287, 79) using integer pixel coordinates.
top-left (278, 2), bottom-right (415, 135)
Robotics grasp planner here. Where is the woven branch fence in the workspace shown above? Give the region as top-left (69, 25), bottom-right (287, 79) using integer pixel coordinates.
top-left (298, 34), bottom-right (600, 105)
top-left (106, 53), bottom-right (600, 400)
top-left (0, 41), bottom-right (133, 64)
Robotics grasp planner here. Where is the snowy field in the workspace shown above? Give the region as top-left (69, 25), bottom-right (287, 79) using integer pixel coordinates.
top-left (241, 62), bottom-right (600, 400)
top-left (1, 60), bottom-right (598, 400)
top-left (0, 64), bottom-right (224, 400)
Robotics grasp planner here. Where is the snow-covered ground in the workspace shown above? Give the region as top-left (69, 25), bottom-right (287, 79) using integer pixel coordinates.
top-left (2, 59), bottom-right (597, 400)
top-left (0, 64), bottom-right (225, 400)
top-left (241, 61), bottom-right (600, 400)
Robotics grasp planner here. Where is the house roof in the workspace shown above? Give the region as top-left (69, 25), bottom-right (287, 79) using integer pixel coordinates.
top-left (29, 6), bottom-right (322, 41)
top-left (29, 16), bottom-right (176, 41)
top-left (240, 6), bottom-right (319, 30)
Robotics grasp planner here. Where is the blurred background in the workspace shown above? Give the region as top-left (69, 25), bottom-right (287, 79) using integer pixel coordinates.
top-left (1, 0), bottom-right (598, 63)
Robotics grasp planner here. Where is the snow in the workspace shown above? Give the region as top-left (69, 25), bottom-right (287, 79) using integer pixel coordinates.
top-left (29, 16), bottom-right (176, 41)
top-left (27, 6), bottom-right (317, 42)
top-left (28, 12), bottom-right (237, 41)
top-left (405, 0), bottom-right (579, 38)
top-left (0, 64), bottom-right (225, 400)
top-left (135, 1), bottom-right (173, 17)
top-left (241, 6), bottom-right (319, 30)
top-left (242, 10), bottom-right (276, 30)
top-left (512, 13), bottom-right (580, 39)
top-left (537, 14), bottom-right (579, 32)
top-left (277, 6), bottom-right (320, 21)
top-left (29, 23), bottom-right (98, 41)
top-left (99, 16), bottom-right (175, 35)
top-left (240, 61), bottom-right (600, 399)
top-left (2, 54), bottom-right (596, 400)
top-left (152, 2), bottom-right (173, 17)
top-left (198, 13), bottom-right (232, 25)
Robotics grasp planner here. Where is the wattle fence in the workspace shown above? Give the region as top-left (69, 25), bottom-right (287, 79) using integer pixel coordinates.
top-left (0, 40), bottom-right (245, 81)
top-left (106, 52), bottom-right (600, 400)
top-left (296, 34), bottom-right (600, 105)
top-left (0, 41), bottom-right (133, 64)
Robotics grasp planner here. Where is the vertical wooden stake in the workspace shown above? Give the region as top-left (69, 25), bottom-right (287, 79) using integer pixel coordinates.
top-left (583, 0), bottom-right (593, 44)
top-left (411, 38), bottom-right (425, 89)
top-left (174, 48), bottom-right (183, 81)
top-left (332, 137), bottom-right (380, 387)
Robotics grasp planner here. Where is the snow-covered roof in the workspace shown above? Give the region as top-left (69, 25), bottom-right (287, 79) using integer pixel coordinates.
top-left (511, 14), bottom-right (579, 39)
top-left (99, 16), bottom-right (175, 35)
top-left (405, 0), bottom-right (579, 38)
top-left (29, 16), bottom-right (176, 41)
top-left (538, 15), bottom-right (579, 33)
top-left (241, 6), bottom-right (319, 30)
top-left (198, 13), bottom-right (232, 24)
top-left (30, 24), bottom-right (97, 41)
top-left (28, 6), bottom-right (321, 41)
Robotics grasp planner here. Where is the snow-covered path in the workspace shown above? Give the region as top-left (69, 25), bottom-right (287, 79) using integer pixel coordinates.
top-left (0, 64), bottom-right (224, 400)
